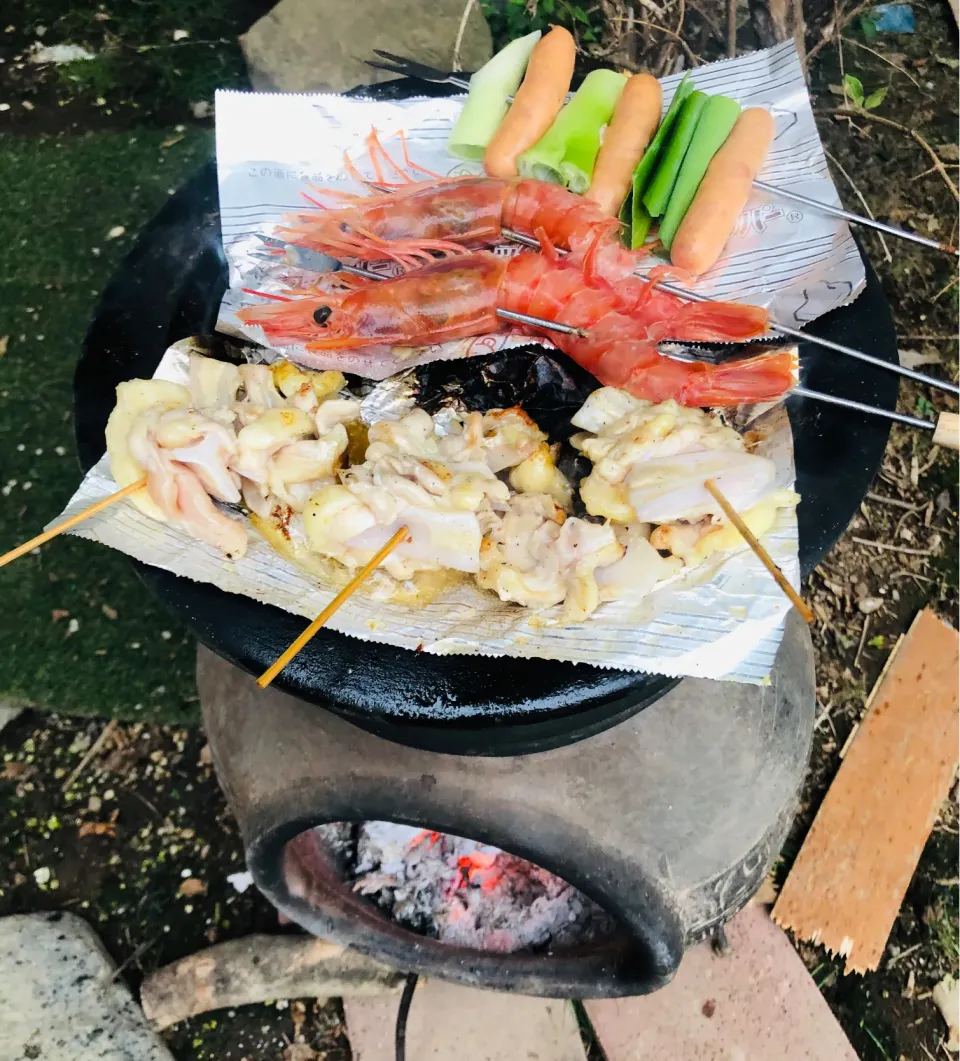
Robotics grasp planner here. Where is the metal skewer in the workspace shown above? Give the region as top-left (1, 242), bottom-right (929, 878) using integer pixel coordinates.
top-left (251, 232), bottom-right (954, 443)
top-left (255, 232), bottom-right (957, 446)
top-left (752, 180), bottom-right (958, 257)
top-left (500, 227), bottom-right (959, 398)
top-left (365, 53), bottom-right (958, 258)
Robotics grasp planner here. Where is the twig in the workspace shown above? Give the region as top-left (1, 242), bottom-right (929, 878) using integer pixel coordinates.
top-left (934, 876), bottom-right (960, 886)
top-left (933, 274), bottom-right (959, 301)
top-left (633, 18), bottom-right (702, 66)
top-left (851, 537), bottom-right (939, 556)
top-left (128, 788), bottom-right (162, 820)
top-left (108, 936), bottom-right (160, 982)
top-left (835, 1), bottom-right (847, 106)
top-left (726, 0), bottom-right (736, 56)
top-left (636, 0), bottom-right (667, 17)
top-left (673, 0), bottom-right (686, 41)
top-left (689, 0), bottom-right (722, 37)
top-left (807, 0), bottom-right (875, 64)
top-left (823, 148), bottom-right (892, 262)
top-left (886, 941), bottom-right (923, 969)
top-left (890, 570), bottom-right (935, 584)
top-left (854, 614), bottom-right (871, 670)
top-left (61, 721), bottom-right (119, 793)
top-left (865, 491), bottom-right (920, 510)
top-left (451, 0), bottom-right (476, 73)
top-left (833, 108), bottom-right (960, 201)
top-left (902, 334), bottom-right (960, 342)
top-left (814, 700), bottom-right (836, 732)
top-left (840, 36), bottom-right (923, 90)
top-left (839, 720), bottom-right (860, 759)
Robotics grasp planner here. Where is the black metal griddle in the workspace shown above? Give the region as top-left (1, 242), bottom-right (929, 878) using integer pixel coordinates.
top-left (74, 78), bottom-right (899, 755)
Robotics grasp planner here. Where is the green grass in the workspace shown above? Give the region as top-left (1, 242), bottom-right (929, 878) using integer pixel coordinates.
top-left (0, 129), bottom-right (214, 723)
top-left (14, 0), bottom-right (262, 118)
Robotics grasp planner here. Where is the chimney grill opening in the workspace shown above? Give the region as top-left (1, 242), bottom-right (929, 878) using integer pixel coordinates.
top-left (283, 820), bottom-right (617, 955)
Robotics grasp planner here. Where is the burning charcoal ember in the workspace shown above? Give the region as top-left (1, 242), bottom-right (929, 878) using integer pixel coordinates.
top-left (314, 821), bottom-right (615, 953)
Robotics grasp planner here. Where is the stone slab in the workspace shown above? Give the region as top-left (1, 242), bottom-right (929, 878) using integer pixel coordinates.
top-left (343, 978), bottom-right (586, 1061)
top-left (0, 700), bottom-right (23, 733)
top-left (585, 904), bottom-right (859, 1061)
top-left (0, 912), bottom-right (175, 1061)
top-left (241, 0), bottom-right (492, 95)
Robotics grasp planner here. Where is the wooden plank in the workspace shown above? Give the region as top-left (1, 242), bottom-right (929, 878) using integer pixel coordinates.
top-left (773, 608), bottom-right (959, 973)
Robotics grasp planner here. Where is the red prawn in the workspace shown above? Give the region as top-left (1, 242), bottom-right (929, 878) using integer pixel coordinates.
top-left (278, 144), bottom-right (766, 328)
top-left (237, 251), bottom-right (794, 407)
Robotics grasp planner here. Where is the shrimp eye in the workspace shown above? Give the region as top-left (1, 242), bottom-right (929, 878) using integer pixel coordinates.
top-left (313, 305), bottom-right (332, 326)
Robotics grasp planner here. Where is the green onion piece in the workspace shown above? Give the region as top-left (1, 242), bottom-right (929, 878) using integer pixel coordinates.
top-left (659, 94), bottom-right (742, 250)
top-left (619, 189), bottom-right (632, 247)
top-left (517, 69), bottom-right (627, 192)
top-left (629, 72), bottom-right (694, 202)
top-left (631, 196), bottom-right (653, 249)
top-left (642, 90), bottom-right (707, 217)
top-left (447, 30), bottom-right (542, 161)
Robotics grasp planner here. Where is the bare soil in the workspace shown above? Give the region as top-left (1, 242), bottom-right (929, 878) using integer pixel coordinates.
top-left (0, 1), bottom-right (957, 1059)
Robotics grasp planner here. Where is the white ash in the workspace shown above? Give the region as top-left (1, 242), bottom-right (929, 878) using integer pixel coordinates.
top-left (315, 821), bottom-right (615, 953)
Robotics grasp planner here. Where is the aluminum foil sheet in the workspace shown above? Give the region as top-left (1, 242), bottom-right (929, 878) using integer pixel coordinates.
top-left (54, 341), bottom-right (800, 684)
top-left (215, 39), bottom-right (864, 375)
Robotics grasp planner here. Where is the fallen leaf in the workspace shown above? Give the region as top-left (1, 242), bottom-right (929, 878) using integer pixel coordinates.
top-left (932, 974), bottom-right (959, 1052)
top-left (899, 348), bottom-right (943, 370)
top-left (51, 609), bottom-right (69, 622)
top-left (2, 761), bottom-right (31, 780)
top-left (29, 43), bottom-right (96, 64)
top-left (79, 820), bottom-right (117, 838)
top-left (0, 335), bottom-right (7, 357)
top-left (106, 225), bottom-right (125, 240)
top-left (160, 134), bottom-right (184, 149)
top-left (101, 604), bottom-right (118, 620)
top-left (197, 743), bottom-right (213, 767)
top-left (282, 1045), bottom-right (318, 1061)
top-left (227, 870), bottom-right (254, 894)
top-left (939, 144), bottom-right (960, 162)
top-left (178, 877), bottom-right (207, 897)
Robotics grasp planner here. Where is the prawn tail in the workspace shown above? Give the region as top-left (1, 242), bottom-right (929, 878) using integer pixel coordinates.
top-left (651, 300), bottom-right (772, 343)
top-left (674, 348), bottom-right (798, 406)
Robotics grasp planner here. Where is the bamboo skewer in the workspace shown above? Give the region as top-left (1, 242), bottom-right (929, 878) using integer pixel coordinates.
top-left (257, 525), bottom-right (411, 689)
top-left (0, 476), bottom-right (148, 570)
top-left (703, 478), bottom-right (814, 624)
